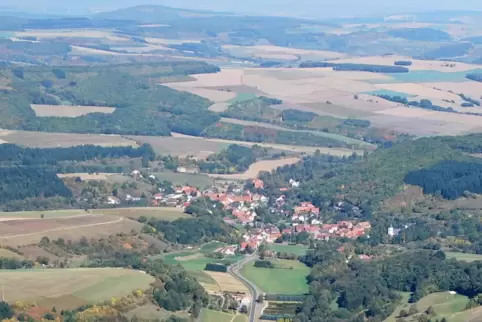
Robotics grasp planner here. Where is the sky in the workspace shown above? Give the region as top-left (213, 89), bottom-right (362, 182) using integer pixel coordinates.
top-left (2, 0), bottom-right (482, 18)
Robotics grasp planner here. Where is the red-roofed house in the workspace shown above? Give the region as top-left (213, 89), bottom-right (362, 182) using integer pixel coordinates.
top-left (252, 179), bottom-right (265, 189)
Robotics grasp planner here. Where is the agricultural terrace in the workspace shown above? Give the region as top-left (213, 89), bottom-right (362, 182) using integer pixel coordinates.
top-left (0, 214), bottom-right (143, 246)
top-left (240, 259), bottom-right (310, 294)
top-left (0, 268), bottom-right (154, 310)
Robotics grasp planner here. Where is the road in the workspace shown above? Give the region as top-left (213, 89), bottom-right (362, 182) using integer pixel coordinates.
top-left (228, 254), bottom-right (264, 322)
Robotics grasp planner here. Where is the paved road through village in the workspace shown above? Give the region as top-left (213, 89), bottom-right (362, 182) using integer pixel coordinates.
top-left (228, 254), bottom-right (264, 322)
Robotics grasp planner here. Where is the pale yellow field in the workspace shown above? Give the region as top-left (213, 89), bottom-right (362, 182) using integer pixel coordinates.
top-left (167, 86), bottom-right (236, 102)
top-left (208, 157), bottom-right (301, 180)
top-left (145, 37), bottom-right (202, 45)
top-left (222, 45), bottom-right (348, 60)
top-left (0, 130), bottom-right (137, 148)
top-left (171, 133), bottom-right (360, 155)
top-left (373, 83), bottom-right (464, 103)
top-left (327, 55), bottom-right (482, 72)
top-left (422, 81), bottom-right (482, 98)
top-left (57, 173), bottom-right (113, 180)
top-left (31, 104), bottom-right (116, 117)
top-left (208, 102), bottom-right (230, 112)
top-left (204, 271), bottom-right (249, 293)
top-left (15, 29), bottom-right (125, 41)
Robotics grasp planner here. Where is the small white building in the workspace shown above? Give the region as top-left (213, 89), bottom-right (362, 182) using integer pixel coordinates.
top-left (107, 196), bottom-right (120, 205)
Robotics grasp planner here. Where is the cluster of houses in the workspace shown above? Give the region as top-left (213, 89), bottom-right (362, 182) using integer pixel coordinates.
top-left (151, 185), bottom-right (199, 207)
top-left (287, 220), bottom-right (372, 241)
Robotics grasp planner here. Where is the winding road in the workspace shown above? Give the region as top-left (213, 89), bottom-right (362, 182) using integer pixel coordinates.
top-left (228, 254), bottom-right (264, 322)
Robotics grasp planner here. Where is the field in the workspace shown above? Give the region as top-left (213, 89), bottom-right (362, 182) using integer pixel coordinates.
top-left (0, 130), bottom-right (137, 148)
top-left (57, 173), bottom-right (113, 180)
top-left (14, 29), bottom-right (124, 40)
top-left (268, 244), bottom-right (310, 256)
top-left (164, 62), bottom-right (482, 137)
top-left (203, 271), bottom-right (249, 293)
top-left (445, 252), bottom-right (482, 262)
top-left (222, 45), bottom-right (348, 61)
top-left (126, 304), bottom-right (190, 321)
top-left (0, 268), bottom-right (154, 309)
top-left (0, 248), bottom-right (23, 259)
top-left (170, 133), bottom-right (359, 156)
top-left (152, 171), bottom-right (214, 188)
top-left (162, 251), bottom-right (214, 271)
top-left (240, 259), bottom-right (310, 295)
top-left (92, 207), bottom-right (189, 221)
top-left (201, 309), bottom-right (237, 322)
top-left (0, 214), bottom-right (143, 246)
top-left (385, 292), bottom-right (470, 322)
top-left (208, 158), bottom-right (300, 180)
top-left (31, 104), bottom-right (116, 117)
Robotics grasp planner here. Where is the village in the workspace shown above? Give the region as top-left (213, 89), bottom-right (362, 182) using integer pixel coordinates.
top-left (104, 170), bottom-right (373, 254)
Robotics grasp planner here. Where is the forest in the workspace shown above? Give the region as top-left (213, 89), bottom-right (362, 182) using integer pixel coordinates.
top-left (0, 62), bottom-right (221, 137)
top-left (0, 143), bottom-right (155, 166)
top-left (387, 28), bottom-right (452, 41)
top-left (295, 248), bottom-right (482, 322)
top-left (143, 216), bottom-right (236, 245)
top-left (404, 160), bottom-right (482, 200)
top-left (0, 167), bottom-right (72, 204)
top-left (198, 144), bottom-right (269, 174)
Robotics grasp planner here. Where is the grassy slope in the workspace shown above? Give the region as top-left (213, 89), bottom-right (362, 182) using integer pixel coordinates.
top-left (445, 252), bottom-right (482, 262)
top-left (202, 309), bottom-right (235, 322)
top-left (240, 259), bottom-right (310, 294)
top-left (0, 268), bottom-right (154, 306)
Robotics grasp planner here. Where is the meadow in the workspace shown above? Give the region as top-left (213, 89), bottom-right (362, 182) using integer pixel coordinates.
top-left (268, 244), bottom-right (310, 256)
top-left (240, 259), bottom-right (310, 294)
top-left (445, 252), bottom-right (482, 262)
top-left (152, 171), bottom-right (214, 188)
top-left (208, 157), bottom-right (301, 180)
top-left (0, 268), bottom-right (154, 310)
top-left (201, 309), bottom-right (239, 322)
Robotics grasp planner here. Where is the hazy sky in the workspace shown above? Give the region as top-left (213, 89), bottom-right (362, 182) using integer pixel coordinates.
top-left (2, 0), bottom-right (482, 17)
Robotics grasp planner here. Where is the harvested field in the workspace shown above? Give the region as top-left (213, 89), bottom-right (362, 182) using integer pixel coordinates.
top-left (91, 207), bottom-right (189, 221)
top-left (422, 81), bottom-right (482, 98)
top-left (204, 271), bottom-right (249, 293)
top-left (373, 83), bottom-right (463, 103)
top-left (128, 135), bottom-right (230, 158)
top-left (57, 173), bottom-right (112, 180)
top-left (327, 55), bottom-right (482, 72)
top-left (208, 102), bottom-right (229, 112)
top-left (31, 104), bottom-right (115, 117)
top-left (171, 133), bottom-right (360, 155)
top-left (223, 45), bottom-right (348, 60)
top-left (0, 268), bottom-right (154, 309)
top-left (0, 130), bottom-right (137, 148)
top-left (15, 29), bottom-right (125, 40)
top-left (0, 248), bottom-right (23, 259)
top-left (0, 209), bottom-right (88, 219)
top-left (208, 158), bottom-right (300, 180)
top-left (0, 215), bottom-right (143, 246)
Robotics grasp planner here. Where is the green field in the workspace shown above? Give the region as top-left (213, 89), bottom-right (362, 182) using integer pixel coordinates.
top-left (0, 268), bottom-right (154, 309)
top-left (375, 69), bottom-right (482, 83)
top-left (241, 259), bottom-right (310, 294)
top-left (268, 244), bottom-right (310, 256)
top-left (384, 292), bottom-right (470, 322)
top-left (445, 252), bottom-right (482, 262)
top-left (153, 171), bottom-right (214, 188)
top-left (229, 92), bottom-right (258, 103)
top-left (200, 241), bottom-right (227, 254)
top-left (202, 309), bottom-right (236, 322)
top-left (364, 89), bottom-right (414, 98)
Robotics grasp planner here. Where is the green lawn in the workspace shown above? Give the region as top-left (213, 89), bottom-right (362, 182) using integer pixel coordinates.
top-left (153, 171), bottom-right (214, 188)
top-left (268, 244), bottom-right (310, 256)
top-left (241, 259), bottom-right (310, 294)
top-left (229, 92), bottom-right (257, 103)
top-left (201, 309), bottom-right (235, 322)
top-left (233, 315), bottom-right (248, 322)
top-left (200, 241), bottom-right (227, 254)
top-left (445, 252), bottom-right (482, 262)
top-left (364, 89), bottom-right (414, 98)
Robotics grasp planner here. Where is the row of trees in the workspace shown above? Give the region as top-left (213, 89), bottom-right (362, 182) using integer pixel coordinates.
top-left (0, 143), bottom-right (155, 166)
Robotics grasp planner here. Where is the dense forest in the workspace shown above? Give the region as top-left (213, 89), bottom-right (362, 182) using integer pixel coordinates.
top-left (198, 144), bottom-right (269, 174)
top-left (0, 143), bottom-right (155, 166)
top-left (0, 167), bottom-right (72, 203)
top-left (404, 160), bottom-right (482, 200)
top-left (295, 248), bottom-right (482, 322)
top-left (144, 216), bottom-right (236, 245)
